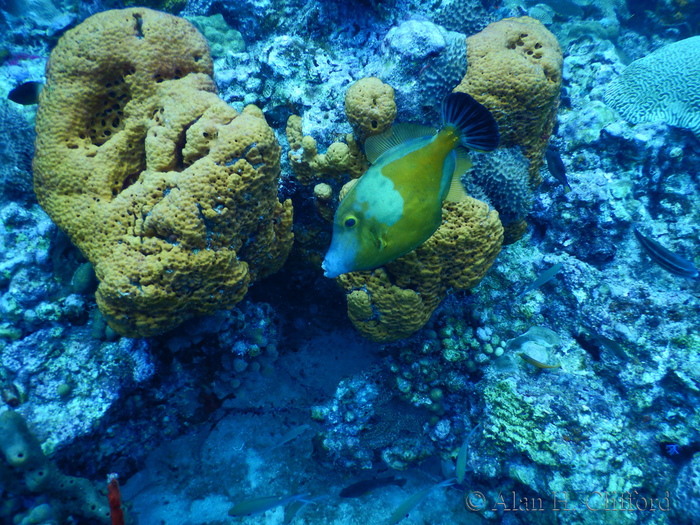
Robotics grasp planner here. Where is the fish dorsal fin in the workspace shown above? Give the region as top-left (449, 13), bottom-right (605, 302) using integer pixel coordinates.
top-left (445, 147), bottom-right (472, 202)
top-left (364, 123), bottom-right (437, 164)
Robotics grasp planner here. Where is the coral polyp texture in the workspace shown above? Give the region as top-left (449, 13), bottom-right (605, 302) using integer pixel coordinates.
top-left (338, 197), bottom-right (503, 342)
top-left (465, 147), bottom-right (533, 245)
top-left (605, 36), bottom-right (700, 136)
top-left (32, 8), bottom-right (293, 337)
top-left (455, 16), bottom-right (563, 185)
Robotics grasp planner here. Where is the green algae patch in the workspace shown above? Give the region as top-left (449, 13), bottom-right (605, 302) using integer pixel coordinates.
top-left (483, 378), bottom-right (560, 467)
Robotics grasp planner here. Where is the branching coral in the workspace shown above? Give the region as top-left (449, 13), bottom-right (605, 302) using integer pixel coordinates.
top-left (0, 411), bottom-right (115, 523)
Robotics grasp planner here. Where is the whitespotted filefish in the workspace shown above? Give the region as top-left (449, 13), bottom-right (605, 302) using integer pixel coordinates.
top-left (322, 92), bottom-right (499, 278)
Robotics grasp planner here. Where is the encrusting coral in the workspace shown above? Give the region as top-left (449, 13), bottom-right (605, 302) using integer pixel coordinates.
top-left (33, 8), bottom-right (293, 337)
top-left (455, 16), bottom-right (563, 186)
top-left (338, 197), bottom-right (503, 342)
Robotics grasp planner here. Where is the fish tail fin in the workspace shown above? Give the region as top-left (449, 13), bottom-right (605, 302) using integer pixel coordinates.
top-left (442, 92), bottom-right (499, 152)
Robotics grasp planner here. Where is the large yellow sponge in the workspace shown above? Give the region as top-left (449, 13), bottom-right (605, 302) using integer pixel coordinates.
top-left (455, 16), bottom-right (562, 185)
top-left (33, 8), bottom-right (293, 337)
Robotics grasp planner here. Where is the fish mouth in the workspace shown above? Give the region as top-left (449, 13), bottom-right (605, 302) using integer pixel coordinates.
top-left (321, 256), bottom-right (344, 278)
top-left (322, 237), bottom-right (357, 278)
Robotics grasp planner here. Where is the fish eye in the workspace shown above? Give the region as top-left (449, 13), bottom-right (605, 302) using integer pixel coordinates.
top-left (344, 217), bottom-right (357, 228)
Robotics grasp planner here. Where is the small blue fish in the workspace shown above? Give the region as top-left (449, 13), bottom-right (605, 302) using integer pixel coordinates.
top-left (589, 331), bottom-right (641, 366)
top-left (455, 423), bottom-right (481, 484)
top-left (283, 494), bottom-right (327, 524)
top-left (322, 92), bottom-right (499, 278)
top-left (388, 478), bottom-right (456, 525)
top-left (634, 227), bottom-right (699, 279)
top-left (228, 493), bottom-right (310, 517)
top-left (8, 81), bottom-right (43, 105)
top-left (264, 424), bottom-right (311, 453)
top-left (517, 262), bottom-right (564, 298)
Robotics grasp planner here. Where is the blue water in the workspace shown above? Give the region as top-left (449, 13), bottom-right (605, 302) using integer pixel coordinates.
top-left (0, 1), bottom-right (699, 524)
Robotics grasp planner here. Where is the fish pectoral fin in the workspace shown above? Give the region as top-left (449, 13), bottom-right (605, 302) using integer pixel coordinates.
top-left (377, 234), bottom-right (388, 252)
top-left (366, 221), bottom-right (390, 252)
top-left (370, 230), bottom-right (389, 252)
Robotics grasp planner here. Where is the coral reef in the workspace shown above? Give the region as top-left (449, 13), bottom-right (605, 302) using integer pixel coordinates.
top-left (286, 76), bottom-right (393, 186)
top-left (185, 13), bottom-right (245, 58)
top-left (605, 36), bottom-right (700, 136)
top-left (676, 455), bottom-right (700, 524)
top-left (1, 323), bottom-right (155, 457)
top-left (456, 16), bottom-right (563, 185)
top-left (286, 115), bottom-right (368, 184)
top-left (0, 411), bottom-right (117, 523)
top-left (1, 2), bottom-right (699, 525)
top-left (432, 0), bottom-right (500, 35)
top-left (380, 20), bottom-right (468, 120)
top-left (466, 147), bottom-right (533, 244)
top-left (338, 197), bottom-right (503, 342)
top-left (311, 370), bottom-right (435, 470)
top-left (33, 8), bottom-right (293, 337)
top-left (0, 104), bottom-right (34, 203)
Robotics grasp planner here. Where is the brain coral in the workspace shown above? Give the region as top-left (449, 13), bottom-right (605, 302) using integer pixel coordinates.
top-left (433, 0), bottom-right (498, 35)
top-left (33, 8), bottom-right (293, 337)
top-left (605, 36), bottom-right (700, 136)
top-left (455, 16), bottom-right (562, 185)
top-left (416, 28), bottom-right (468, 108)
top-left (338, 197), bottom-right (503, 342)
top-left (465, 147), bottom-right (533, 244)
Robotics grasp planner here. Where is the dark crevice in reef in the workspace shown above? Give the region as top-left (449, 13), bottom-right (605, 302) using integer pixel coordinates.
top-left (132, 12), bottom-right (144, 39)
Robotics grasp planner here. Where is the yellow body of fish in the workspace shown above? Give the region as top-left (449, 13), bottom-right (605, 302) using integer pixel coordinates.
top-left (322, 92), bottom-right (499, 278)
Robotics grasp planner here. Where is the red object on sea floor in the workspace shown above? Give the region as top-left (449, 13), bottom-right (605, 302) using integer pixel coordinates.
top-left (108, 476), bottom-right (125, 525)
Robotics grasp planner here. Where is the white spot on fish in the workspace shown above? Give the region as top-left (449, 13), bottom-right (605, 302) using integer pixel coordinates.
top-left (354, 171), bottom-right (403, 226)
